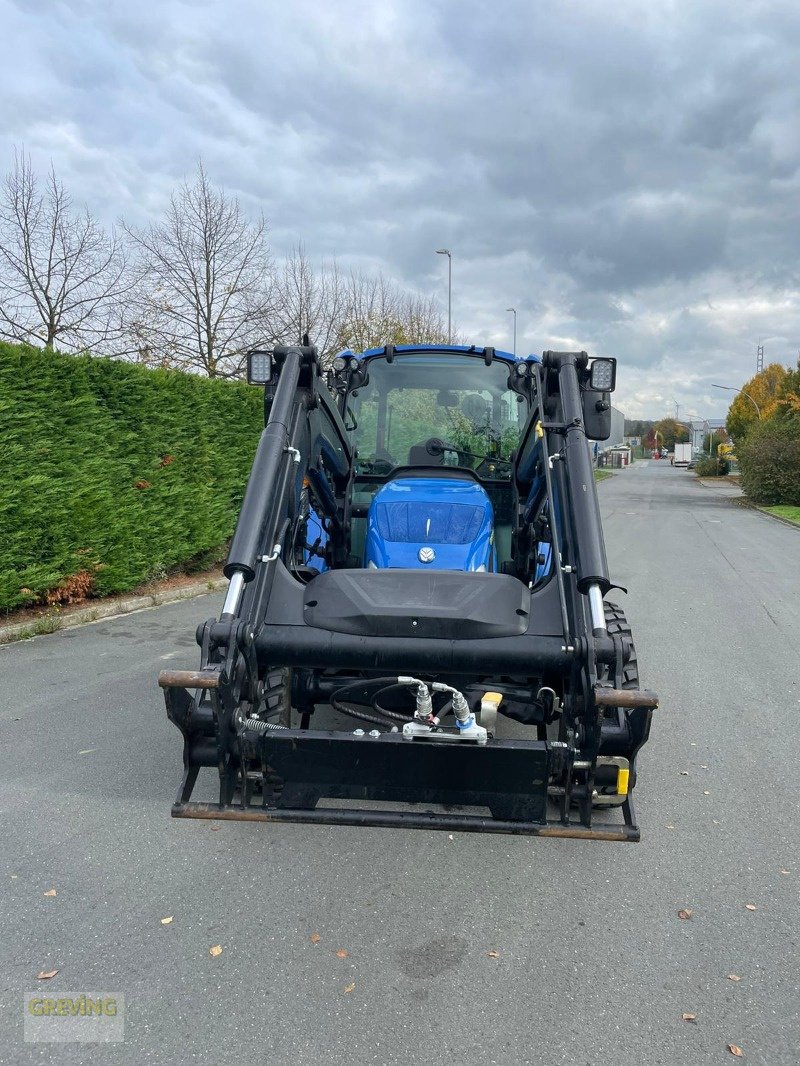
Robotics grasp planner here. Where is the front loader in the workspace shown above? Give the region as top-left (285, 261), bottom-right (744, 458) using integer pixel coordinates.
top-left (159, 343), bottom-right (657, 840)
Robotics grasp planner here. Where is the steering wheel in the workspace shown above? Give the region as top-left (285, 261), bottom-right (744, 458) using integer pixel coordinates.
top-left (359, 451), bottom-right (394, 475)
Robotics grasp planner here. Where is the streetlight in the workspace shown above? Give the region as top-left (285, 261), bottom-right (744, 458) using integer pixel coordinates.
top-left (435, 248), bottom-right (452, 343)
top-left (506, 307), bottom-right (517, 356)
top-left (711, 383), bottom-right (761, 419)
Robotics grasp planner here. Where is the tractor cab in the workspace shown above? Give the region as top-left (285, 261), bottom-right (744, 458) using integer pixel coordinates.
top-left (329, 345), bottom-right (536, 573)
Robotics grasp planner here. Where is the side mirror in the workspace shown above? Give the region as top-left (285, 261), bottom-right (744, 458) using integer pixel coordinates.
top-left (582, 390), bottom-right (611, 440)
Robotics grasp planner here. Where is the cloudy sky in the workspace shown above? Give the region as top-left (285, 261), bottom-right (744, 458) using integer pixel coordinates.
top-left (2, 0), bottom-right (799, 418)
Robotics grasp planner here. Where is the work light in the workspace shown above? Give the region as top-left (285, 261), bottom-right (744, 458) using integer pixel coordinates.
top-left (514, 360), bottom-right (529, 377)
top-left (247, 350), bottom-right (273, 385)
top-left (333, 356), bottom-right (349, 372)
top-left (589, 358), bottom-right (616, 391)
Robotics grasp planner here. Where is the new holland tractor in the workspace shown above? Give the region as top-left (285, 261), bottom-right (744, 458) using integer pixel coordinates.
top-left (159, 343), bottom-right (657, 840)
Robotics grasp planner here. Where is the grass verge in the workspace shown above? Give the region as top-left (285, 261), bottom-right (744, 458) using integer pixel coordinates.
top-left (594, 469), bottom-right (615, 482)
top-left (762, 505), bottom-right (800, 526)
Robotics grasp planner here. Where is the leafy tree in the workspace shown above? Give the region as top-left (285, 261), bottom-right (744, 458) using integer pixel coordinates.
top-left (775, 367), bottom-right (800, 421)
top-left (702, 428), bottom-right (727, 453)
top-left (624, 419), bottom-right (655, 438)
top-left (652, 417), bottom-right (689, 450)
top-left (725, 363), bottom-right (787, 442)
top-left (738, 417), bottom-right (800, 505)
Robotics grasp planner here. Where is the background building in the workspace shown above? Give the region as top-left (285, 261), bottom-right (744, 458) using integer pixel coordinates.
top-left (607, 406), bottom-right (626, 448)
top-left (689, 417), bottom-right (726, 452)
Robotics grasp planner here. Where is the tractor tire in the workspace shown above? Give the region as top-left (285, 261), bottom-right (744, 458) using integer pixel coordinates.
top-left (595, 601), bottom-right (644, 802)
top-left (603, 601), bottom-right (639, 690)
top-left (262, 667), bottom-right (292, 727)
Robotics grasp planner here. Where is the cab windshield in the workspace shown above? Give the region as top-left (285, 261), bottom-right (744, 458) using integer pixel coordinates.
top-left (348, 354), bottom-right (527, 479)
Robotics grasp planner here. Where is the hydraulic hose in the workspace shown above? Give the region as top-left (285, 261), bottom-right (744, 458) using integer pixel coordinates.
top-left (330, 699), bottom-right (399, 729)
top-left (331, 677), bottom-right (420, 729)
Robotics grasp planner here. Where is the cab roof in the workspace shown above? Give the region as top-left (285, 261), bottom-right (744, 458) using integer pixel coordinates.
top-left (335, 343), bottom-right (541, 365)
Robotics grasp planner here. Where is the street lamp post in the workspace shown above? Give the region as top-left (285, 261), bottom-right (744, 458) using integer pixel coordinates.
top-left (506, 307), bottom-right (517, 356)
top-left (435, 248), bottom-right (452, 344)
top-left (711, 383), bottom-right (761, 419)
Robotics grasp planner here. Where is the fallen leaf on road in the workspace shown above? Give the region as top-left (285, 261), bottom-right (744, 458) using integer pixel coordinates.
top-left (336, 949), bottom-right (349, 958)
top-left (43, 889), bottom-right (57, 897)
top-left (666, 824), bottom-right (675, 829)
top-left (703, 790), bottom-right (711, 796)
top-left (727, 974), bottom-right (742, 982)
top-left (309, 933), bottom-right (321, 944)
top-left (487, 950), bottom-right (501, 959)
top-left (744, 904), bottom-right (757, 912)
top-left (160, 916), bottom-right (173, 925)
top-left (344, 982), bottom-right (355, 994)
top-left (37, 970), bottom-right (58, 980)
top-left (680, 771), bottom-right (689, 776)
top-left (209, 945), bottom-right (223, 957)
top-left (700, 764), bottom-right (708, 769)
top-left (78, 749), bottom-right (96, 755)
top-left (678, 909), bottom-right (693, 920)
top-left (780, 869), bottom-right (789, 875)
top-left (448, 834), bottom-right (454, 840)
top-left (210, 825), bottom-right (220, 832)
top-left (681, 1013), bottom-right (697, 1022)
top-left (728, 1045), bottom-right (744, 1057)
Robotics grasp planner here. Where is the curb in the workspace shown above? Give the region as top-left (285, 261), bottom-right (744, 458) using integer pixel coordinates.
top-left (0, 577), bottom-right (228, 646)
top-left (724, 495), bottom-right (800, 531)
top-left (754, 506), bottom-right (800, 532)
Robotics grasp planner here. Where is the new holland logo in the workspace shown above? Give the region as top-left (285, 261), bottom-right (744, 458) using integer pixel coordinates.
top-left (418, 546), bottom-right (436, 563)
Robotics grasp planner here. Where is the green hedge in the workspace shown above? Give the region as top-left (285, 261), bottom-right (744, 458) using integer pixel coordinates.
top-left (738, 416), bottom-right (800, 506)
top-left (0, 342), bottom-right (262, 610)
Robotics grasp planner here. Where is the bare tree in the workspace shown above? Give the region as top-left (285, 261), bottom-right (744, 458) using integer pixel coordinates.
top-left (0, 149), bottom-right (129, 352)
top-left (334, 271), bottom-right (450, 352)
top-left (273, 243), bottom-right (347, 364)
top-left (399, 290), bottom-right (450, 345)
top-left (125, 163), bottom-right (274, 377)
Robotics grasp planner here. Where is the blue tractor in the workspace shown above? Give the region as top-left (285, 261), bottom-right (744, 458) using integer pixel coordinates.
top-left (159, 343), bottom-right (657, 840)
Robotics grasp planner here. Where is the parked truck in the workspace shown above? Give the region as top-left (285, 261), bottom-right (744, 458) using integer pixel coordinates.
top-left (673, 443), bottom-right (692, 467)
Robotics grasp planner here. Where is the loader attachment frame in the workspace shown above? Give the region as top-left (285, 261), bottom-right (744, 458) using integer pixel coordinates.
top-left (159, 344), bottom-right (657, 840)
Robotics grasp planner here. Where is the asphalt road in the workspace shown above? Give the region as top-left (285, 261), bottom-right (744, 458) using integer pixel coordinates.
top-left (3, 461), bottom-right (799, 1065)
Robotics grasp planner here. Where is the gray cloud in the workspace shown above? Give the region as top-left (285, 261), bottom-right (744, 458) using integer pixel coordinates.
top-left (2, 0), bottom-right (800, 417)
